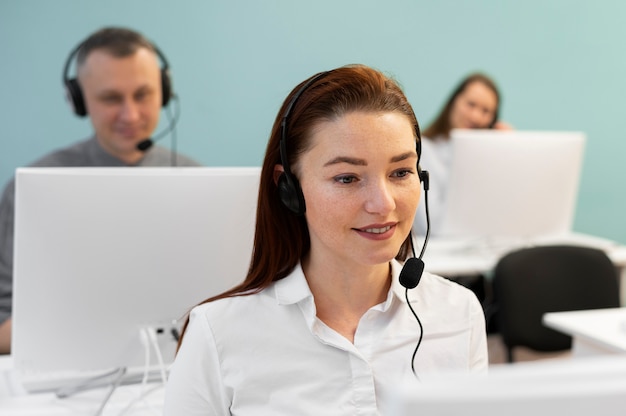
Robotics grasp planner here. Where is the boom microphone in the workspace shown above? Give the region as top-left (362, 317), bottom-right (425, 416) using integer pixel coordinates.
top-left (400, 170), bottom-right (430, 289)
top-left (136, 138), bottom-right (154, 151)
top-left (400, 169), bottom-right (430, 378)
top-left (399, 257), bottom-right (424, 289)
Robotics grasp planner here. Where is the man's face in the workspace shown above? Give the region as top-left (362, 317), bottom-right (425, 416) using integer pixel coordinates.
top-left (78, 47), bottom-right (163, 160)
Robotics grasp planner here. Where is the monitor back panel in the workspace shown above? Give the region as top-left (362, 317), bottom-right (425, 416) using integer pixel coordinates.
top-left (440, 130), bottom-right (585, 239)
top-left (12, 167), bottom-right (260, 392)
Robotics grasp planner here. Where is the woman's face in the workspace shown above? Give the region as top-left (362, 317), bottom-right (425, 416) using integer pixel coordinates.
top-left (448, 81), bottom-right (498, 130)
top-left (295, 111), bottom-right (420, 269)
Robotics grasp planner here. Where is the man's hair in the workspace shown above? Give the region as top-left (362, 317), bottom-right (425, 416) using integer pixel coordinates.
top-left (76, 27), bottom-right (157, 69)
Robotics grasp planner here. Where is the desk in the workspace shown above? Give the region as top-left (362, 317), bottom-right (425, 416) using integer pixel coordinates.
top-left (543, 307), bottom-right (626, 357)
top-left (0, 356), bottom-right (165, 415)
top-left (420, 232), bottom-right (626, 305)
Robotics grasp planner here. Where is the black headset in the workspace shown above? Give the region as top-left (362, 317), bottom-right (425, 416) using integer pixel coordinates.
top-left (278, 70), bottom-right (427, 216)
top-left (62, 40), bottom-right (173, 117)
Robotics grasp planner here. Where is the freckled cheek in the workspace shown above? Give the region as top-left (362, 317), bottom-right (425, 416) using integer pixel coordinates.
top-left (305, 187), bottom-right (360, 226)
top-left (401, 187), bottom-right (421, 213)
top-left (307, 188), bottom-right (357, 215)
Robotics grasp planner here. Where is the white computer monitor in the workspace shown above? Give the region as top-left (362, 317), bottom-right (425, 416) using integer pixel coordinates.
top-left (12, 167), bottom-right (260, 393)
top-left (439, 129), bottom-right (586, 240)
top-left (381, 356), bottom-right (626, 415)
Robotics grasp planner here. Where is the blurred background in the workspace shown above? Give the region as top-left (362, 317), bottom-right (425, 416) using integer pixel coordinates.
top-left (2, 0), bottom-right (625, 242)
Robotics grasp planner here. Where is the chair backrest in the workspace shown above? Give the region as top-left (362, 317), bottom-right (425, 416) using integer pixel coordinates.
top-left (493, 245), bottom-right (620, 358)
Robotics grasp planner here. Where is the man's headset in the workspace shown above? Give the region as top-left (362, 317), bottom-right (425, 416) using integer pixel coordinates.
top-left (278, 70), bottom-right (429, 219)
top-left (62, 40), bottom-right (173, 117)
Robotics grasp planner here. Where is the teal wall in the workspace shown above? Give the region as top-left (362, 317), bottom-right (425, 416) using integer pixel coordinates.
top-left (2, 0), bottom-right (626, 242)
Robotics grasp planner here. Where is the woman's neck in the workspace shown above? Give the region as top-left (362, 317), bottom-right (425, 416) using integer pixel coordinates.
top-left (302, 257), bottom-right (391, 342)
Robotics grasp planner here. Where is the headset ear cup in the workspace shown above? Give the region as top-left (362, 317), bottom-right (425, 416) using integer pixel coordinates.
top-left (161, 68), bottom-right (172, 107)
top-left (277, 172), bottom-right (306, 215)
top-left (65, 78), bottom-right (87, 117)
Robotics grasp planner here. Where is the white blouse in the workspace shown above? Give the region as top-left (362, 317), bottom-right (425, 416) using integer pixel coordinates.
top-left (164, 260), bottom-right (488, 416)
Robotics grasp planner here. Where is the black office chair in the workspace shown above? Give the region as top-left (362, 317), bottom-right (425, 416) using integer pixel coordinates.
top-left (492, 245), bottom-right (620, 363)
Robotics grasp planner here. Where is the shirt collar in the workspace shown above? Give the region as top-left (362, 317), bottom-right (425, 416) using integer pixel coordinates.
top-left (274, 263), bottom-right (313, 306)
top-left (273, 259), bottom-right (418, 307)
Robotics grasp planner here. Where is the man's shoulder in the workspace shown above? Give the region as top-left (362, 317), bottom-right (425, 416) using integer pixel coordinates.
top-left (29, 138), bottom-right (94, 167)
top-left (175, 153), bottom-right (202, 167)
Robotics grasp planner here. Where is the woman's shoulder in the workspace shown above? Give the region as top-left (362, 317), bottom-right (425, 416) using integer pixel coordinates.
top-left (190, 288), bottom-right (273, 319)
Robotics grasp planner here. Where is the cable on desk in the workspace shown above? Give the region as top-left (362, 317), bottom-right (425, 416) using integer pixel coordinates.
top-left (93, 367), bottom-right (126, 416)
top-left (115, 326), bottom-right (170, 415)
top-left (117, 383), bottom-right (164, 416)
top-left (146, 327), bottom-right (168, 385)
top-left (55, 366), bottom-right (128, 399)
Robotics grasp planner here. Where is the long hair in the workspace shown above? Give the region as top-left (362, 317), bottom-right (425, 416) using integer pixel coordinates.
top-left (423, 72), bottom-right (501, 140)
top-left (177, 64), bottom-right (421, 345)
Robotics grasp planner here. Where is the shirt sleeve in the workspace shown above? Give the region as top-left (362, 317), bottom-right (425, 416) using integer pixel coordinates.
top-left (163, 306), bottom-right (231, 415)
top-left (468, 295), bottom-right (489, 372)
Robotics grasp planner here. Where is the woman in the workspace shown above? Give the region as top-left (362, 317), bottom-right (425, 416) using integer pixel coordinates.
top-left (424, 73), bottom-right (506, 139)
top-left (164, 64), bottom-right (487, 415)
top-left (413, 73), bottom-right (509, 236)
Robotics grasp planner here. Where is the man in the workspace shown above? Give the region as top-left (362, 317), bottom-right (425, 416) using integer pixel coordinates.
top-left (0, 27), bottom-right (201, 353)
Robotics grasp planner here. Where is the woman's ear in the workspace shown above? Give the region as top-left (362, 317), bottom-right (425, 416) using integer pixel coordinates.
top-left (273, 164), bottom-right (285, 185)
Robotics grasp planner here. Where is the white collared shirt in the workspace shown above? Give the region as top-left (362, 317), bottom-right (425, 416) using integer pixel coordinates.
top-left (164, 260), bottom-right (488, 415)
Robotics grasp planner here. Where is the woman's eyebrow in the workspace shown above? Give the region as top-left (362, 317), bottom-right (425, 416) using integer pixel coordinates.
top-left (323, 151), bottom-right (417, 167)
top-left (323, 156), bottom-right (367, 167)
top-left (390, 151), bottom-right (417, 163)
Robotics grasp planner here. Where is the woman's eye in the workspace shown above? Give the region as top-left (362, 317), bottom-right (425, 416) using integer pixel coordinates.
top-left (393, 169), bottom-right (412, 178)
top-left (335, 175), bottom-right (357, 184)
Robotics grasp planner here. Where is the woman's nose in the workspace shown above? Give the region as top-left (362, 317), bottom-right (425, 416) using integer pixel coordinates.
top-left (364, 179), bottom-right (396, 214)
